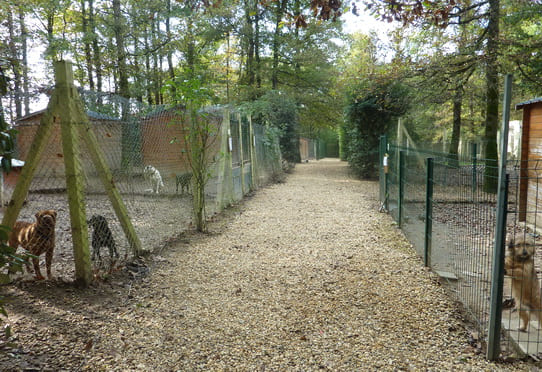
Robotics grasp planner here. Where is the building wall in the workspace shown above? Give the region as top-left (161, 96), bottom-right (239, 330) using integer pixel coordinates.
top-left (520, 103), bottom-right (542, 224)
top-left (15, 114), bottom-right (123, 177)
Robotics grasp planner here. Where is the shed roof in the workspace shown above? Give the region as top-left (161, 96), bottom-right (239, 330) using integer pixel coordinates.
top-left (15, 109), bottom-right (120, 123)
top-left (516, 97), bottom-right (542, 110)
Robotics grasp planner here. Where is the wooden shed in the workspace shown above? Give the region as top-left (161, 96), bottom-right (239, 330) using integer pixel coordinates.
top-left (15, 109), bottom-right (123, 177)
top-left (516, 98), bottom-right (542, 223)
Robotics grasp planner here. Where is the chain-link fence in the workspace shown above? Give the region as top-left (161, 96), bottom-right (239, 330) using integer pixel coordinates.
top-left (381, 137), bottom-right (542, 359)
top-left (3, 63), bottom-right (282, 283)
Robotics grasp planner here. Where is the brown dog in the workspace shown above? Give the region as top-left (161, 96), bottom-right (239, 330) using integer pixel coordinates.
top-left (504, 235), bottom-right (542, 331)
top-left (9, 210), bottom-right (57, 280)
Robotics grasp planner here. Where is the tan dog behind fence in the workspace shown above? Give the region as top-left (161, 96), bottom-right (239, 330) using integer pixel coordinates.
top-left (504, 235), bottom-right (542, 332)
top-left (8, 210), bottom-right (57, 280)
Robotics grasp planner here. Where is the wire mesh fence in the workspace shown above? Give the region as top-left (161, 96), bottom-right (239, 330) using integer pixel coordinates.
top-left (381, 139), bottom-right (542, 358)
top-left (5, 85), bottom-right (282, 282)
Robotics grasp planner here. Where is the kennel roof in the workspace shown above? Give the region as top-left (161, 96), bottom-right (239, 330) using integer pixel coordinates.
top-left (516, 97), bottom-right (542, 110)
top-left (0, 157), bottom-right (24, 167)
top-left (15, 109), bottom-right (120, 123)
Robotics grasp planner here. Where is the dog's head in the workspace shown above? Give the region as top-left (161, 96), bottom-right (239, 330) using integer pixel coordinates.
top-left (143, 165), bottom-right (155, 175)
top-left (35, 210), bottom-right (57, 229)
top-left (87, 215), bottom-right (108, 229)
top-left (508, 236), bottom-right (538, 262)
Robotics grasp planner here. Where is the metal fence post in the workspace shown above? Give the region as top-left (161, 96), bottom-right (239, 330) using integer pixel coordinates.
top-left (487, 74), bottom-right (513, 361)
top-left (424, 158), bottom-right (433, 267)
top-left (487, 174), bottom-right (509, 360)
top-left (398, 150), bottom-right (405, 227)
top-left (379, 135), bottom-right (387, 204)
top-left (471, 142), bottom-right (477, 200)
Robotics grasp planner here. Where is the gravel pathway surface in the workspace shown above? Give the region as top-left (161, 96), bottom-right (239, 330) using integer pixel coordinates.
top-left (1, 158), bottom-right (532, 371)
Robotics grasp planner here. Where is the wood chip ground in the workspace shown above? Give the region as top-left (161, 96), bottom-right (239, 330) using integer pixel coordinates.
top-left (0, 159), bottom-right (533, 371)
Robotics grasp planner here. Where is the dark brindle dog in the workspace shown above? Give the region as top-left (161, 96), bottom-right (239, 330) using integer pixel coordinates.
top-left (87, 215), bottom-right (119, 262)
top-left (175, 172), bottom-right (192, 195)
top-left (8, 210), bottom-right (57, 280)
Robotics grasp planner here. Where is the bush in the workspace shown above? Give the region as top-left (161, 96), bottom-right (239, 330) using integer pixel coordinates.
top-left (250, 91), bottom-right (301, 164)
top-left (343, 78), bottom-right (409, 178)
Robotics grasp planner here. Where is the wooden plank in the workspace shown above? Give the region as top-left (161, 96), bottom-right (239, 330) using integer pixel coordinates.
top-left (73, 104), bottom-right (143, 258)
top-left (248, 115), bottom-right (258, 190)
top-left (520, 107), bottom-right (531, 222)
top-left (238, 113), bottom-right (245, 196)
top-left (215, 109), bottom-right (234, 210)
top-left (55, 61), bottom-right (92, 286)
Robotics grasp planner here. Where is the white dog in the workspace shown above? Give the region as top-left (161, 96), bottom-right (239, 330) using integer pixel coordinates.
top-left (143, 165), bottom-right (164, 194)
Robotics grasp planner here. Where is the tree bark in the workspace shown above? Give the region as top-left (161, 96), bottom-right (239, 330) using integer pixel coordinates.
top-left (19, 7), bottom-right (30, 116)
top-left (81, 0), bottom-right (95, 90)
top-left (483, 0), bottom-right (500, 193)
top-left (448, 84), bottom-right (462, 165)
top-left (7, 10), bottom-right (22, 119)
top-left (272, 0), bottom-right (287, 89)
top-left (89, 0), bottom-right (102, 93)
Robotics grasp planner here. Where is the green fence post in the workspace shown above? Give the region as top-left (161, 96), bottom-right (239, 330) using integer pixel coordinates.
top-left (398, 150), bottom-right (405, 227)
top-left (424, 157), bottom-right (433, 267)
top-left (471, 142), bottom-right (477, 200)
top-left (487, 74), bottom-right (513, 361)
top-left (379, 136), bottom-right (386, 204)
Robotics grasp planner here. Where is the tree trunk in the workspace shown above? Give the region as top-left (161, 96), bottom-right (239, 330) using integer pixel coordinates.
top-left (151, 16), bottom-right (160, 105)
top-left (483, 0), bottom-right (500, 194)
top-left (112, 0), bottom-right (129, 99)
top-left (254, 2), bottom-right (261, 88)
top-left (185, 17), bottom-right (196, 76)
top-left (81, 0), bottom-right (95, 90)
top-left (144, 24), bottom-right (153, 105)
top-left (166, 0), bottom-right (176, 99)
top-left (448, 84), bottom-right (462, 166)
top-left (244, 0), bottom-right (255, 87)
top-left (19, 7), bottom-right (30, 116)
top-left (113, 0), bottom-right (139, 169)
top-left (89, 0), bottom-right (102, 93)
top-left (7, 10), bottom-right (22, 119)
top-left (272, 0), bottom-right (287, 89)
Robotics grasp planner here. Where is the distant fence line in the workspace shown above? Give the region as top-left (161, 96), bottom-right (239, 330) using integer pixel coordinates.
top-left (379, 135), bottom-right (542, 360)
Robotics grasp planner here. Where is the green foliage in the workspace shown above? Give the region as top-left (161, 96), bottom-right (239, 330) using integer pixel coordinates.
top-left (0, 63), bottom-right (22, 338)
top-left (343, 78), bottom-right (410, 178)
top-left (163, 75), bottom-right (219, 233)
top-left (249, 91), bottom-right (301, 164)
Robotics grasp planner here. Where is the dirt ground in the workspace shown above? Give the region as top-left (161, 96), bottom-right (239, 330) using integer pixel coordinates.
top-left (0, 159), bottom-right (534, 371)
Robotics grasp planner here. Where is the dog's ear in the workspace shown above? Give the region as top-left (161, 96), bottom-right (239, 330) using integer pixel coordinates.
top-left (35, 210), bottom-right (43, 219)
top-left (51, 210), bottom-right (57, 220)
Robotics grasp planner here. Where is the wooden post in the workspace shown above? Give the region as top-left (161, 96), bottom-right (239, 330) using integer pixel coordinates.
top-left (55, 61), bottom-right (93, 286)
top-left (76, 114), bottom-right (143, 258)
top-left (238, 113), bottom-right (245, 196)
top-left (216, 108), bottom-right (234, 210)
top-left (487, 74), bottom-right (513, 361)
top-left (248, 115), bottom-right (258, 190)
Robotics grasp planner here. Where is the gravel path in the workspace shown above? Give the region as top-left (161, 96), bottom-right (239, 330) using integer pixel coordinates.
top-left (1, 158), bottom-right (531, 370)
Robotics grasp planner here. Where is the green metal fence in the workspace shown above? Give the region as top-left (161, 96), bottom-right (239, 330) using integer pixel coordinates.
top-left (379, 137), bottom-right (542, 359)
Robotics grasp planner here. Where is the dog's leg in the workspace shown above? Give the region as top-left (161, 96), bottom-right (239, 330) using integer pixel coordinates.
top-left (92, 239), bottom-right (101, 263)
top-left (108, 241), bottom-right (118, 259)
top-left (112, 241), bottom-right (119, 258)
top-left (45, 246), bottom-right (54, 279)
top-left (519, 309), bottom-right (530, 331)
top-left (32, 257), bottom-right (45, 280)
top-left (24, 257), bottom-right (33, 276)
